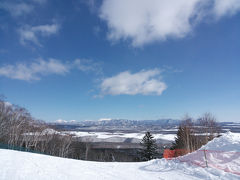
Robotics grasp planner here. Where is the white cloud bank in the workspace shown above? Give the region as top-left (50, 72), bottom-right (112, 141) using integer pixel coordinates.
top-left (99, 0), bottom-right (240, 46)
top-left (0, 59), bottom-right (69, 81)
top-left (18, 24), bottom-right (60, 46)
top-left (100, 69), bottom-right (167, 96)
top-left (213, 0), bottom-right (240, 18)
top-left (0, 58), bottom-right (101, 81)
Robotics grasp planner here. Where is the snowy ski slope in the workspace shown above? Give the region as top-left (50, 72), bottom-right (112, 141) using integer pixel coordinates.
top-left (0, 132), bottom-right (239, 180)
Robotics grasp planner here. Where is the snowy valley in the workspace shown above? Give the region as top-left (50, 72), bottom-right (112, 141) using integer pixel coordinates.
top-left (0, 132), bottom-right (240, 180)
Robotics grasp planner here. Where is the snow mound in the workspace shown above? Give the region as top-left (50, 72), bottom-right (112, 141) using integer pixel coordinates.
top-left (0, 132), bottom-right (239, 180)
top-left (176, 132), bottom-right (240, 176)
top-left (200, 132), bottom-right (240, 151)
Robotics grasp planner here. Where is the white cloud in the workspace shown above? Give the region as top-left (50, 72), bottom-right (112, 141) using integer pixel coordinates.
top-left (18, 24), bottom-right (60, 46)
top-left (213, 0), bottom-right (240, 18)
top-left (0, 0), bottom-right (47, 17)
top-left (74, 59), bottom-right (102, 74)
top-left (100, 69), bottom-right (167, 96)
top-left (0, 2), bottom-right (33, 17)
top-left (0, 59), bottom-right (69, 81)
top-left (0, 58), bottom-right (102, 81)
top-left (99, 0), bottom-right (240, 47)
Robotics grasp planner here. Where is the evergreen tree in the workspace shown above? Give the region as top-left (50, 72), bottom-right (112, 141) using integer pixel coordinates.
top-left (171, 125), bottom-right (187, 150)
top-left (140, 132), bottom-right (158, 161)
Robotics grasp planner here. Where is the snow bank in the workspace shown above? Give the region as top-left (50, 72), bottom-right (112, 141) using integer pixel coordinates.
top-left (0, 132), bottom-right (239, 180)
top-left (200, 132), bottom-right (240, 152)
top-left (177, 132), bottom-right (240, 175)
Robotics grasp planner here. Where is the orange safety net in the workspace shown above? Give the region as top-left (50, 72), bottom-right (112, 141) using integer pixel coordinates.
top-left (163, 149), bottom-right (188, 159)
top-left (163, 149), bottom-right (240, 176)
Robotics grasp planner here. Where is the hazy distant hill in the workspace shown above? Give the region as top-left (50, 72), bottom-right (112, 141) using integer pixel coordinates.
top-left (50, 119), bottom-right (240, 134)
top-left (50, 119), bottom-right (181, 132)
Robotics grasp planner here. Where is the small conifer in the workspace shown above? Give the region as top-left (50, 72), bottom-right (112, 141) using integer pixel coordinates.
top-left (140, 132), bottom-right (158, 161)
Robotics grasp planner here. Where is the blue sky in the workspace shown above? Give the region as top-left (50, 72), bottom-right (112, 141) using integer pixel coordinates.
top-left (0, 0), bottom-right (240, 122)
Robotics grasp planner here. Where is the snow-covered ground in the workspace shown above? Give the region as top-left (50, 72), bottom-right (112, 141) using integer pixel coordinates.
top-left (0, 132), bottom-right (240, 180)
top-left (64, 131), bottom-right (177, 141)
top-left (177, 132), bottom-right (240, 175)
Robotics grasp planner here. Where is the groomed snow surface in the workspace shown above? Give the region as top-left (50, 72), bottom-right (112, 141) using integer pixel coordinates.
top-left (0, 132), bottom-right (240, 180)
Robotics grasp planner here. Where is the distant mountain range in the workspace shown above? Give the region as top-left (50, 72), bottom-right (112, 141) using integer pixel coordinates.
top-left (51, 118), bottom-right (181, 127)
top-left (49, 119), bottom-right (181, 132)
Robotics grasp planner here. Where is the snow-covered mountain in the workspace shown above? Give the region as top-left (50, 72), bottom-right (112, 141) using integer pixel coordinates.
top-left (51, 119), bottom-right (181, 132)
top-left (51, 119), bottom-right (240, 134)
top-left (53, 118), bottom-right (180, 126)
top-left (0, 132), bottom-right (239, 180)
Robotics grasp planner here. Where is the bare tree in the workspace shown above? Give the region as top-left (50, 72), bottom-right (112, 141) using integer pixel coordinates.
top-left (0, 97), bottom-right (74, 158)
top-left (172, 113), bottom-right (221, 157)
top-left (198, 112), bottom-right (221, 144)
